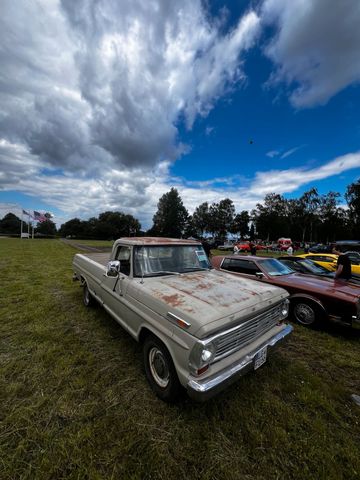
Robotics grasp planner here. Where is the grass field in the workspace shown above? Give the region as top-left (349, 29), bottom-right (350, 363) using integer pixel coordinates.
top-left (1, 238), bottom-right (359, 480)
top-left (62, 239), bottom-right (113, 249)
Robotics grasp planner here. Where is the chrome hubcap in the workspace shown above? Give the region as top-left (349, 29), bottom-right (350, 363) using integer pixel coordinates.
top-left (295, 303), bottom-right (315, 325)
top-left (149, 347), bottom-right (169, 388)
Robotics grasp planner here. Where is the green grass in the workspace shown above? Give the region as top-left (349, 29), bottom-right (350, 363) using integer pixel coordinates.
top-left (1, 239), bottom-right (359, 480)
top-left (63, 239), bottom-right (114, 248)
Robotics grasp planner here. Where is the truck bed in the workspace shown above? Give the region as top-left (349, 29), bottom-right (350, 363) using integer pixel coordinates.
top-left (80, 252), bottom-right (110, 267)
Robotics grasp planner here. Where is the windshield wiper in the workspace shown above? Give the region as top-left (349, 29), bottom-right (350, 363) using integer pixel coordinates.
top-left (181, 266), bottom-right (212, 272)
top-left (145, 270), bottom-right (181, 276)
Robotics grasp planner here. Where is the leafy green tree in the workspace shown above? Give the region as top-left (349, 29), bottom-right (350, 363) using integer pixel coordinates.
top-left (207, 199), bottom-right (235, 238)
top-left (58, 218), bottom-right (87, 238)
top-left (35, 220), bottom-right (57, 236)
top-left (0, 213), bottom-right (22, 234)
top-left (192, 202), bottom-right (210, 237)
top-left (298, 188), bottom-right (320, 242)
top-left (252, 194), bottom-right (289, 241)
top-left (59, 212), bottom-right (141, 239)
top-left (230, 211), bottom-right (250, 238)
top-left (345, 179), bottom-right (360, 238)
top-left (286, 199), bottom-right (306, 241)
top-left (95, 211), bottom-right (141, 239)
top-left (150, 188), bottom-right (189, 237)
top-left (183, 215), bottom-right (198, 239)
top-left (317, 192), bottom-right (341, 242)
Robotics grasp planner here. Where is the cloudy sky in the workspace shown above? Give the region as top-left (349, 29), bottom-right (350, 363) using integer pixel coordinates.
top-left (1, 0), bottom-right (360, 229)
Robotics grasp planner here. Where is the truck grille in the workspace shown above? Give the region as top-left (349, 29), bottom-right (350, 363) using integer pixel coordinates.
top-left (212, 303), bottom-right (282, 362)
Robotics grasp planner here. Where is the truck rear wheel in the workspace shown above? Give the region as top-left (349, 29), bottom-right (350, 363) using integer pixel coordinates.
top-left (83, 284), bottom-right (95, 307)
top-left (143, 335), bottom-right (182, 402)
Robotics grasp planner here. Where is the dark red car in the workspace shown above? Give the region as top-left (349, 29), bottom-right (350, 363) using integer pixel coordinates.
top-left (211, 254), bottom-right (360, 329)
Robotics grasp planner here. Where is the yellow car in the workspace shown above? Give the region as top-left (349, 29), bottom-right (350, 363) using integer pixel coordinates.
top-left (298, 253), bottom-right (360, 275)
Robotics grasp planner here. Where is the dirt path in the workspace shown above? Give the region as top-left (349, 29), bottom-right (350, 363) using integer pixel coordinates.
top-left (60, 238), bottom-right (112, 252)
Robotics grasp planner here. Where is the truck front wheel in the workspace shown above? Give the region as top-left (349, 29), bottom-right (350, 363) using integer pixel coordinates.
top-left (143, 335), bottom-right (182, 402)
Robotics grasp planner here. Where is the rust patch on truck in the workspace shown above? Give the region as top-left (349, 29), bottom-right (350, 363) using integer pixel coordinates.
top-left (161, 293), bottom-right (184, 307)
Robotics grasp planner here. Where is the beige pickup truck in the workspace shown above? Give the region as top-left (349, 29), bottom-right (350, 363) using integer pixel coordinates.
top-left (73, 237), bottom-right (292, 401)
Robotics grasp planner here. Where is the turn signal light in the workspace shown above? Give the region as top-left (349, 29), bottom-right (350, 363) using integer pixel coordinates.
top-left (196, 365), bottom-right (209, 376)
top-left (177, 319), bottom-right (190, 329)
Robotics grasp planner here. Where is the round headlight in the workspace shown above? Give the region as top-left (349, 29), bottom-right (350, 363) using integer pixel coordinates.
top-left (189, 341), bottom-right (216, 375)
top-left (281, 299), bottom-right (290, 318)
top-left (201, 349), bottom-right (213, 362)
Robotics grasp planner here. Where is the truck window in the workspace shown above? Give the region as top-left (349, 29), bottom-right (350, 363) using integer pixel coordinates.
top-left (133, 245), bottom-right (211, 276)
top-left (114, 246), bottom-right (131, 276)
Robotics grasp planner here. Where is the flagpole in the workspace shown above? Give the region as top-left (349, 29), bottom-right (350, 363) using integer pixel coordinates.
top-left (21, 209), bottom-right (23, 239)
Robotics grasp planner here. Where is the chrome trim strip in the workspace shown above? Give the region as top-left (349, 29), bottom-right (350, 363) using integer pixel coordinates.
top-left (187, 324), bottom-right (293, 401)
top-left (167, 311), bottom-right (191, 327)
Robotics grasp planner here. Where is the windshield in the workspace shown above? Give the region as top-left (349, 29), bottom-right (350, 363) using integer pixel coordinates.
top-left (299, 259), bottom-right (331, 274)
top-left (133, 244), bottom-right (211, 277)
top-left (260, 258), bottom-right (295, 276)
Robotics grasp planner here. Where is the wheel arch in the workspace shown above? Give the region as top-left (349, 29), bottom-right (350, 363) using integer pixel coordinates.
top-left (136, 324), bottom-right (187, 383)
top-left (138, 326), bottom-right (169, 350)
top-left (289, 293), bottom-right (327, 316)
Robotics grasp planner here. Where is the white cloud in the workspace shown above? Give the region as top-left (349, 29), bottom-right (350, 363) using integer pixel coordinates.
top-left (0, 0), bottom-right (262, 225)
top-left (0, 0), bottom-right (261, 174)
top-left (280, 145), bottom-right (303, 159)
top-left (1, 140), bottom-right (359, 228)
top-left (1, 0), bottom-right (360, 230)
top-left (251, 152), bottom-right (360, 196)
top-left (266, 150), bottom-right (279, 158)
top-left (261, 0), bottom-right (360, 107)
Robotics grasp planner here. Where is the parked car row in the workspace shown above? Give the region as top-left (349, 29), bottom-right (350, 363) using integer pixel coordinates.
top-left (307, 240), bottom-right (360, 254)
top-left (298, 253), bottom-right (360, 276)
top-left (211, 254), bottom-right (360, 329)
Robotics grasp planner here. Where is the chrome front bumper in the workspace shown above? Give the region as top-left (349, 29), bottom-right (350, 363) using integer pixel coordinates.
top-left (187, 324), bottom-right (293, 401)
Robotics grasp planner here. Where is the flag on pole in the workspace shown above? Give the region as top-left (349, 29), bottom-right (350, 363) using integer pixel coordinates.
top-left (21, 207), bottom-right (31, 238)
top-left (33, 211), bottom-right (47, 222)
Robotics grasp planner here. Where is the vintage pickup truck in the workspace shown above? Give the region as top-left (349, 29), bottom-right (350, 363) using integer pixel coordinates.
top-left (73, 237), bottom-right (292, 402)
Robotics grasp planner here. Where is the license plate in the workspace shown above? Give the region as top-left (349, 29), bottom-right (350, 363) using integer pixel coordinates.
top-left (254, 346), bottom-right (267, 370)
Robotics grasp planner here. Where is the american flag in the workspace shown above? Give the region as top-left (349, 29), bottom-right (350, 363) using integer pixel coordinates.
top-left (33, 210), bottom-right (47, 223)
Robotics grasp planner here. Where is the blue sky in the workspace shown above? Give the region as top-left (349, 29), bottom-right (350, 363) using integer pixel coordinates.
top-left (0, 0), bottom-right (359, 229)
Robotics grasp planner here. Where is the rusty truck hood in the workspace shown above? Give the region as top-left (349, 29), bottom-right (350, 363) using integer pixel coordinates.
top-left (131, 270), bottom-right (288, 338)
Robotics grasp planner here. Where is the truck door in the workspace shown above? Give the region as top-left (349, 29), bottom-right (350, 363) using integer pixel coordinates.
top-left (100, 245), bottom-right (133, 330)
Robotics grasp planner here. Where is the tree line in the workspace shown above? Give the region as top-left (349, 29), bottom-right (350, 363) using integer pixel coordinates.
top-left (1, 178), bottom-right (359, 241)
top-left (147, 181), bottom-right (359, 242)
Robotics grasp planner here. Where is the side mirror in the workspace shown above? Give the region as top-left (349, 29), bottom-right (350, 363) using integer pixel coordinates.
top-left (106, 260), bottom-right (121, 277)
top-left (255, 272), bottom-right (264, 279)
